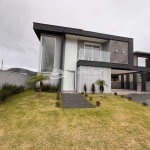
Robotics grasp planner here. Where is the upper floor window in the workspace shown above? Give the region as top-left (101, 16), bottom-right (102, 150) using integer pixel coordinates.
top-left (138, 57), bottom-right (146, 67)
top-left (84, 43), bottom-right (100, 61)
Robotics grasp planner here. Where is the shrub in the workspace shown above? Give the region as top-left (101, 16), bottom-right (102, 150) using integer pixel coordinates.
top-left (89, 96), bottom-right (93, 101)
top-left (81, 92), bottom-right (84, 95)
top-left (0, 83), bottom-right (24, 102)
top-left (142, 102), bottom-right (148, 106)
top-left (121, 95), bottom-right (124, 98)
top-left (128, 97), bottom-right (132, 101)
top-left (91, 83), bottom-right (95, 94)
top-left (55, 101), bottom-right (61, 107)
top-left (35, 83), bottom-right (58, 92)
top-left (57, 92), bottom-right (60, 96)
top-left (0, 89), bottom-right (10, 102)
top-left (56, 94), bottom-right (60, 100)
top-left (84, 84), bottom-right (87, 94)
top-left (85, 94), bottom-right (88, 97)
top-left (96, 101), bottom-right (101, 106)
top-left (114, 92), bottom-right (117, 96)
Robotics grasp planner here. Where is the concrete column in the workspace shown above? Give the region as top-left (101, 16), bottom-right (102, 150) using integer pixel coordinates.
top-left (59, 34), bottom-right (65, 91)
top-left (141, 72), bottom-right (146, 92)
top-left (133, 73), bottom-right (137, 90)
top-left (121, 74), bottom-right (124, 89)
top-left (126, 74), bottom-right (130, 89)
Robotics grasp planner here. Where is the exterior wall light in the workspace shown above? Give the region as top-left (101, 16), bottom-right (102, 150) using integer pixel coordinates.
top-left (116, 50), bottom-right (118, 52)
top-left (122, 51), bottom-right (125, 53)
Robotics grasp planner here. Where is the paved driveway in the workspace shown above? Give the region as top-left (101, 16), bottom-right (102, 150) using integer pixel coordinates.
top-left (126, 93), bottom-right (150, 106)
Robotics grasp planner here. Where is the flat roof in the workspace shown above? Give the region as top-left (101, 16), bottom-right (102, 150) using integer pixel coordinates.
top-left (33, 22), bottom-right (133, 42)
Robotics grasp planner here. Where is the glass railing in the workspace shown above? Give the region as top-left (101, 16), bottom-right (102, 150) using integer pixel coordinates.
top-left (78, 49), bottom-right (110, 62)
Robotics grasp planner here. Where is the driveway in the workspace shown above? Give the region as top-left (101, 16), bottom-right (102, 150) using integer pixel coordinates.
top-left (126, 93), bottom-right (150, 106)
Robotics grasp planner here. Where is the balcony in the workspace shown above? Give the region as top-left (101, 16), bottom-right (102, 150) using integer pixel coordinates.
top-left (78, 49), bottom-right (110, 62)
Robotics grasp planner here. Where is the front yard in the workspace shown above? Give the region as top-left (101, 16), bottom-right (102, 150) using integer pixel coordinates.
top-left (0, 89), bottom-right (150, 149)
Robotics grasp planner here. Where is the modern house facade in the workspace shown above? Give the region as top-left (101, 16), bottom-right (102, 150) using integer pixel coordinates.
top-left (33, 22), bottom-right (150, 93)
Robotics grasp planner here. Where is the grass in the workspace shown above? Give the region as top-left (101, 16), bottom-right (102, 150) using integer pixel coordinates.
top-left (0, 90), bottom-right (150, 150)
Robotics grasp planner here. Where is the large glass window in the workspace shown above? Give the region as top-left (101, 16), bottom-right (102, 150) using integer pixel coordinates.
top-left (41, 35), bottom-right (55, 72)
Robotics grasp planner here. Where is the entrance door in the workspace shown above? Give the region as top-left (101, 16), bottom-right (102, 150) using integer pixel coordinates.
top-left (63, 70), bottom-right (75, 91)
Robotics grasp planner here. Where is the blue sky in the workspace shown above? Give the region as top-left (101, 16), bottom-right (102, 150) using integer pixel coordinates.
top-left (0, 0), bottom-right (150, 71)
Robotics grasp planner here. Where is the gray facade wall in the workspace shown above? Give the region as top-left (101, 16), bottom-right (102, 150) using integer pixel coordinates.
top-left (109, 40), bottom-right (128, 64)
top-left (0, 70), bottom-right (35, 89)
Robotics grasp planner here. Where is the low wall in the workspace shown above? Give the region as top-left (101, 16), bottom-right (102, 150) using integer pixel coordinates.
top-left (0, 70), bottom-right (35, 89)
top-left (111, 81), bottom-right (121, 89)
top-left (146, 82), bottom-right (150, 92)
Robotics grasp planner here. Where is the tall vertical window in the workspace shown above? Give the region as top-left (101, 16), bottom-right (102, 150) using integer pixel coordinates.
top-left (40, 35), bottom-right (55, 72)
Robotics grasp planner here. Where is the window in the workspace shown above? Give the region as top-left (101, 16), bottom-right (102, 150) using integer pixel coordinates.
top-left (138, 57), bottom-right (146, 67)
top-left (41, 35), bottom-right (55, 72)
top-left (84, 43), bottom-right (100, 61)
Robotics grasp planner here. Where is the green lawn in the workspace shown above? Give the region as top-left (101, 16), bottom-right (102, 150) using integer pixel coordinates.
top-left (0, 89), bottom-right (150, 150)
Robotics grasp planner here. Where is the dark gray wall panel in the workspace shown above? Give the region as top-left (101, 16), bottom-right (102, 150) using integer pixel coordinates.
top-left (109, 40), bottom-right (128, 64)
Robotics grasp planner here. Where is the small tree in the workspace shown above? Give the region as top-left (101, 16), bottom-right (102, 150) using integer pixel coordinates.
top-left (26, 74), bottom-right (49, 97)
top-left (91, 83), bottom-right (95, 94)
top-left (84, 84), bottom-right (87, 94)
top-left (95, 79), bottom-right (108, 96)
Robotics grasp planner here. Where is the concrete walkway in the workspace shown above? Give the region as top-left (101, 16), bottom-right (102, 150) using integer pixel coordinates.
top-left (62, 93), bottom-right (94, 108)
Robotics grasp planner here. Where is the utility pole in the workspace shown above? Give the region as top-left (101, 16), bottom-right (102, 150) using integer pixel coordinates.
top-left (1, 60), bottom-right (3, 70)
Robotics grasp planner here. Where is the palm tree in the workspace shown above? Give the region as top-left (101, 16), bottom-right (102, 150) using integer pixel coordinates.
top-left (95, 79), bottom-right (108, 96)
top-left (26, 74), bottom-right (49, 97)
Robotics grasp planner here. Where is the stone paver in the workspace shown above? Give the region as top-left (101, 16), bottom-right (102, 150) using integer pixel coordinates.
top-left (62, 93), bottom-right (94, 108)
top-left (126, 93), bottom-right (150, 106)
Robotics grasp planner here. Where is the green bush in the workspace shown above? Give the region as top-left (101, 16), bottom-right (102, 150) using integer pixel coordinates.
top-left (0, 83), bottom-right (24, 102)
top-left (128, 97), bottom-right (132, 101)
top-left (114, 92), bottom-right (117, 96)
top-left (55, 101), bottom-right (61, 107)
top-left (121, 95), bottom-right (124, 98)
top-left (89, 96), bottom-right (93, 101)
top-left (0, 89), bottom-right (10, 102)
top-left (142, 102), bottom-right (148, 106)
top-left (56, 94), bottom-right (60, 100)
top-left (91, 83), bottom-right (95, 94)
top-left (96, 101), bottom-right (101, 106)
top-left (85, 94), bottom-right (88, 97)
top-left (35, 83), bottom-right (58, 92)
top-left (81, 92), bottom-right (84, 95)
top-left (57, 92), bottom-right (60, 96)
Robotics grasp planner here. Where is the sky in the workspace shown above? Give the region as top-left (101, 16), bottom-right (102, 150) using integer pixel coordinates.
top-left (0, 0), bottom-right (150, 71)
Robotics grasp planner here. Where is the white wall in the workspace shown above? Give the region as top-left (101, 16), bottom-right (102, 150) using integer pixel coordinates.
top-left (62, 38), bottom-right (78, 91)
top-left (77, 66), bottom-right (111, 93)
top-left (0, 70), bottom-right (35, 89)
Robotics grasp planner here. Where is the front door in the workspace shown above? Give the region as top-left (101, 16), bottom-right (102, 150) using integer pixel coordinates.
top-left (63, 70), bottom-right (75, 91)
